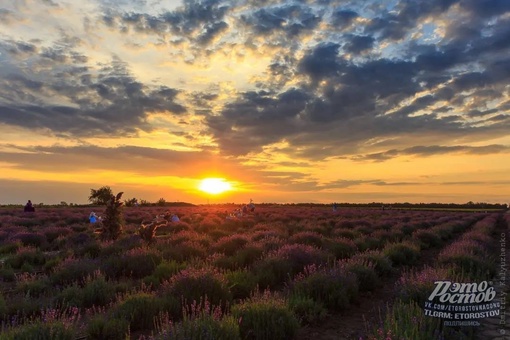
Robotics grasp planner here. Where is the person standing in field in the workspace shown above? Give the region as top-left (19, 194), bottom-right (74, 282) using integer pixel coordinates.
top-left (24, 200), bottom-right (35, 212)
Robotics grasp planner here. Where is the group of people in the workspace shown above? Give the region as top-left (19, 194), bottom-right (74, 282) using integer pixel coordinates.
top-left (226, 200), bottom-right (255, 219)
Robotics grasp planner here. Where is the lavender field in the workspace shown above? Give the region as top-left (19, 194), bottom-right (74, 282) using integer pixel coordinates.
top-left (0, 205), bottom-right (507, 339)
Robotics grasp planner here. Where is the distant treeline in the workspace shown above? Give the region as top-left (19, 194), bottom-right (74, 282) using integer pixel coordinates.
top-left (268, 202), bottom-right (509, 210)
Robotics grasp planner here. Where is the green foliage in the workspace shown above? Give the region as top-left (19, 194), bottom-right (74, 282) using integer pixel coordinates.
top-left (147, 260), bottom-right (185, 286)
top-left (162, 267), bottom-right (232, 311)
top-left (0, 292), bottom-right (6, 317)
top-left (81, 275), bottom-right (117, 308)
top-left (352, 250), bottom-right (393, 277)
top-left (344, 259), bottom-right (379, 292)
top-left (254, 257), bottom-right (293, 290)
top-left (412, 229), bottom-right (442, 249)
top-left (231, 292), bottom-right (299, 340)
top-left (288, 294), bottom-right (327, 325)
top-left (114, 292), bottom-right (162, 331)
top-left (101, 248), bottom-right (162, 279)
top-left (383, 241), bottom-right (420, 266)
top-left (0, 321), bottom-right (75, 340)
top-left (4, 249), bottom-right (46, 269)
top-left (17, 277), bottom-right (50, 298)
top-left (324, 237), bottom-right (358, 259)
top-left (156, 309), bottom-right (241, 340)
top-left (86, 315), bottom-right (130, 340)
top-left (0, 242), bottom-right (21, 255)
top-left (88, 186), bottom-right (113, 205)
top-left (367, 300), bottom-right (474, 340)
top-left (0, 266), bottom-right (15, 282)
top-left (225, 269), bottom-right (258, 300)
top-left (124, 197), bottom-right (138, 207)
top-left (290, 265), bottom-right (358, 312)
top-left (99, 191), bottom-right (125, 241)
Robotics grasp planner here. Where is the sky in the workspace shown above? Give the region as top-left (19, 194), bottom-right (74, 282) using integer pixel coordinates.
top-left (0, 0), bottom-right (509, 205)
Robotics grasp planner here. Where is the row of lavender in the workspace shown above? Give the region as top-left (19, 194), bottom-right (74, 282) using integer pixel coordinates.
top-left (0, 207), bottom-right (492, 339)
top-left (365, 214), bottom-right (504, 340)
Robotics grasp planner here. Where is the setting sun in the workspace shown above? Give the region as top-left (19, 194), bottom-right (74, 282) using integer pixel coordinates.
top-left (198, 178), bottom-right (232, 195)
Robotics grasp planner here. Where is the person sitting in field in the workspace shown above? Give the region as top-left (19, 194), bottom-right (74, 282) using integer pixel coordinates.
top-left (24, 200), bottom-right (35, 212)
top-left (89, 212), bottom-right (99, 224)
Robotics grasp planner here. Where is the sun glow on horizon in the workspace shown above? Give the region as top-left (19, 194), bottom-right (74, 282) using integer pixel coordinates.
top-left (198, 178), bottom-right (232, 195)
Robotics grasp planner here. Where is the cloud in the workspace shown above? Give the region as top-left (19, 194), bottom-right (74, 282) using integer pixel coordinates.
top-left (240, 4), bottom-right (321, 38)
top-left (0, 41), bottom-right (186, 137)
top-left (353, 144), bottom-right (510, 162)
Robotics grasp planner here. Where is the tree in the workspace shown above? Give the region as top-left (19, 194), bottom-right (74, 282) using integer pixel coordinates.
top-left (124, 198), bottom-right (138, 207)
top-left (100, 192), bottom-right (125, 241)
top-left (89, 186), bottom-right (113, 205)
top-left (157, 198), bottom-right (166, 206)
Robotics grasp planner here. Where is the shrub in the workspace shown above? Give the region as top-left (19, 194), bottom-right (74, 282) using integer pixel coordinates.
top-left (0, 292), bottom-right (6, 316)
top-left (354, 236), bottom-right (384, 251)
top-left (4, 248), bottom-right (46, 269)
top-left (324, 237), bottom-right (358, 259)
top-left (43, 227), bottom-right (71, 243)
top-left (86, 315), bottom-right (130, 340)
top-left (213, 235), bottom-right (249, 256)
top-left (383, 241), bottom-right (420, 266)
top-left (254, 256), bottom-right (293, 290)
top-left (270, 244), bottom-right (329, 275)
top-left (101, 248), bottom-right (162, 279)
top-left (160, 241), bottom-right (207, 262)
top-left (16, 277), bottom-right (51, 298)
top-left (114, 292), bottom-right (162, 331)
top-left (344, 258), bottom-right (379, 292)
top-left (290, 264), bottom-right (358, 311)
top-left (367, 300), bottom-right (473, 340)
top-left (231, 291), bottom-right (299, 340)
top-left (0, 321), bottom-right (76, 340)
top-left (288, 294), bottom-right (327, 325)
top-left (81, 274), bottom-right (117, 308)
top-left (0, 241), bottom-right (21, 255)
top-left (10, 232), bottom-right (47, 248)
top-left (352, 250), bottom-right (393, 277)
top-left (397, 266), bottom-right (453, 305)
top-left (0, 266), bottom-right (16, 282)
top-left (156, 300), bottom-right (240, 340)
top-left (225, 270), bottom-right (258, 300)
top-left (331, 228), bottom-right (358, 240)
top-left (412, 229), bottom-right (442, 249)
top-left (161, 267), bottom-right (232, 310)
top-left (290, 231), bottom-right (323, 248)
top-left (56, 285), bottom-right (83, 307)
top-left (51, 258), bottom-right (99, 285)
top-left (149, 260), bottom-right (186, 284)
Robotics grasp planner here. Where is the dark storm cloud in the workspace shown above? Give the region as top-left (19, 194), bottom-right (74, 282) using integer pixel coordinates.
top-left (206, 88), bottom-right (311, 155)
top-left (203, 0), bottom-right (510, 159)
top-left (330, 9), bottom-right (358, 28)
top-left (298, 43), bottom-right (344, 81)
top-left (102, 0), bottom-right (231, 46)
top-left (240, 4), bottom-right (321, 37)
top-left (343, 34), bottom-right (374, 54)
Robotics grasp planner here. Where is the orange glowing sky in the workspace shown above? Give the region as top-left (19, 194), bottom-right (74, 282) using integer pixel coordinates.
top-left (0, 0), bottom-right (509, 205)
